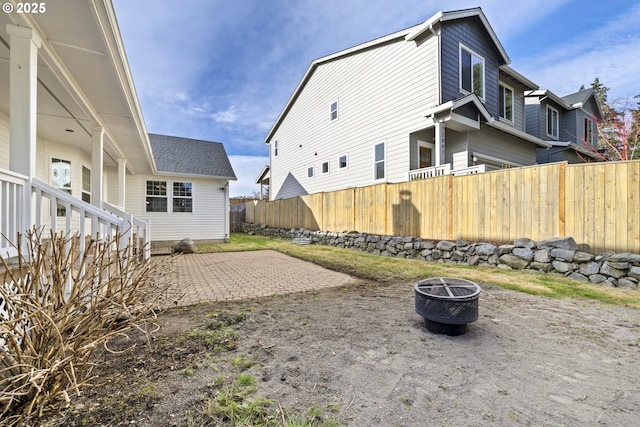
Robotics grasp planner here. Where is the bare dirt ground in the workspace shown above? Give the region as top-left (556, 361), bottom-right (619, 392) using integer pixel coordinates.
top-left (49, 278), bottom-right (640, 426)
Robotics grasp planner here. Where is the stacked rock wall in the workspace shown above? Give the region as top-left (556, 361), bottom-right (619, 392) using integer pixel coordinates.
top-left (242, 224), bottom-right (640, 289)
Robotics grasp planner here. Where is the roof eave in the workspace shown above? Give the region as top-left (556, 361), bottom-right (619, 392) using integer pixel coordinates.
top-left (486, 120), bottom-right (552, 148)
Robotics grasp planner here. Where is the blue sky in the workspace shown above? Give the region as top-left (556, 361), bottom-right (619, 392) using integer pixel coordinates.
top-left (112, 0), bottom-right (640, 197)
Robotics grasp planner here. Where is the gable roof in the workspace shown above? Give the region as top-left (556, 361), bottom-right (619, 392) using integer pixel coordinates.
top-left (265, 7), bottom-right (508, 143)
top-left (405, 7), bottom-right (509, 64)
top-left (561, 88), bottom-right (594, 107)
top-left (149, 134), bottom-right (236, 180)
top-left (527, 87), bottom-right (603, 119)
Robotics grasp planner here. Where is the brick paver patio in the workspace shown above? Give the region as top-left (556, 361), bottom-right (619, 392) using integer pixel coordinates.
top-left (156, 250), bottom-right (357, 307)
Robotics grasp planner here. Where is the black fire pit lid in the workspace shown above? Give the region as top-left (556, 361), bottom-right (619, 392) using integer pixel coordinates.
top-left (415, 277), bottom-right (481, 301)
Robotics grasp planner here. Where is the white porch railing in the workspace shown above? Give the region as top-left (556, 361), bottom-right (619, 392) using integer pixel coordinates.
top-left (451, 164), bottom-right (486, 176)
top-left (408, 163), bottom-right (487, 181)
top-left (103, 201), bottom-right (150, 260)
top-left (0, 171), bottom-right (150, 262)
top-left (0, 168), bottom-right (27, 259)
top-left (408, 164), bottom-right (452, 180)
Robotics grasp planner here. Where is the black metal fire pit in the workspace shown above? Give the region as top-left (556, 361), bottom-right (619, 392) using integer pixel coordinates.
top-left (415, 277), bottom-right (481, 336)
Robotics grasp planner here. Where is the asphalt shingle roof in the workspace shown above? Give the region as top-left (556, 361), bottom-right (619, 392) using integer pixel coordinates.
top-left (149, 134), bottom-right (236, 180)
top-left (561, 88), bottom-right (593, 106)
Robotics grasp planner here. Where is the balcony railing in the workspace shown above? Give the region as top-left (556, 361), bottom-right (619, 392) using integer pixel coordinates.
top-left (408, 164), bottom-right (451, 181)
top-left (451, 164), bottom-right (486, 176)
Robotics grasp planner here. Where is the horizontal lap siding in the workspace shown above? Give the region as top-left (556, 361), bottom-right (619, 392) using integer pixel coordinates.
top-left (270, 35), bottom-right (439, 199)
top-left (126, 175), bottom-right (228, 241)
top-left (0, 114), bottom-right (9, 170)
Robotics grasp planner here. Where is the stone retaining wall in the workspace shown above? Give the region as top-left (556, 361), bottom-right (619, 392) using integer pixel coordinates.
top-left (242, 224), bottom-right (640, 290)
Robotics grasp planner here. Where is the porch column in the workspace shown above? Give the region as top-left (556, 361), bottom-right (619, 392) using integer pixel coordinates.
top-left (7, 24), bottom-right (41, 237)
top-left (434, 122), bottom-right (445, 166)
top-left (91, 125), bottom-right (103, 208)
top-left (117, 158), bottom-right (126, 208)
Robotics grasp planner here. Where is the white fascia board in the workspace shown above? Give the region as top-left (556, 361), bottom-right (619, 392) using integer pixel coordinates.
top-left (255, 165), bottom-right (270, 184)
top-left (500, 65), bottom-right (538, 90)
top-left (405, 11), bottom-right (443, 41)
top-left (525, 89), bottom-right (572, 110)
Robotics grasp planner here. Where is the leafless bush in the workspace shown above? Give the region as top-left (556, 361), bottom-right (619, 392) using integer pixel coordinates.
top-left (0, 228), bottom-right (173, 426)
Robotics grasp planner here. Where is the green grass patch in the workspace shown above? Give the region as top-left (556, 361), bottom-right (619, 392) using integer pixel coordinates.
top-left (199, 233), bottom-right (640, 309)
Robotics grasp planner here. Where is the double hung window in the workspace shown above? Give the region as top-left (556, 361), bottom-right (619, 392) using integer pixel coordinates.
top-left (460, 45), bottom-right (485, 99)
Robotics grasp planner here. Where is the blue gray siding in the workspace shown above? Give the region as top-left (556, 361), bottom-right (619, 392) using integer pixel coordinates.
top-left (440, 17), bottom-right (503, 117)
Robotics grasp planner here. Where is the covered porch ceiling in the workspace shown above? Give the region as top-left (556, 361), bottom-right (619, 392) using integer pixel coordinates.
top-left (0, 0), bottom-right (155, 174)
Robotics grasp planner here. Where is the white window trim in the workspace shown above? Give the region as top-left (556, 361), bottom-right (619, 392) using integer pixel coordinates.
top-left (330, 99), bottom-right (339, 122)
top-left (172, 181), bottom-right (194, 213)
top-left (499, 83), bottom-right (514, 123)
top-left (546, 105), bottom-right (559, 139)
top-left (459, 44), bottom-right (485, 100)
top-left (321, 160), bottom-right (330, 175)
top-left (373, 141), bottom-right (386, 182)
top-left (274, 139), bottom-right (279, 157)
top-left (338, 153), bottom-right (349, 170)
top-left (584, 117), bottom-right (594, 145)
top-left (81, 165), bottom-right (91, 204)
top-left (307, 165), bottom-right (315, 179)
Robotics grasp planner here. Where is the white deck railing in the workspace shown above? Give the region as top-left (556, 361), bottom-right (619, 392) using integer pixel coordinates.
top-left (0, 168), bottom-right (27, 259)
top-left (103, 201), bottom-right (150, 260)
top-left (408, 163), bottom-right (488, 181)
top-left (408, 164), bottom-right (452, 181)
top-left (1, 171), bottom-right (150, 262)
top-left (451, 164), bottom-right (486, 176)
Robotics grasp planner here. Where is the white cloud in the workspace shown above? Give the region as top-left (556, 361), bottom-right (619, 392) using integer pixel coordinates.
top-left (514, 4), bottom-right (640, 100)
top-left (228, 155), bottom-right (269, 198)
top-left (212, 106), bottom-right (238, 124)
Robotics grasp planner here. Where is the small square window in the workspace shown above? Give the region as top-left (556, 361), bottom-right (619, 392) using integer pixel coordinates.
top-left (338, 154), bottom-right (348, 169)
top-left (322, 161), bottom-right (329, 174)
top-left (307, 166), bottom-right (314, 178)
top-left (330, 101), bottom-right (338, 121)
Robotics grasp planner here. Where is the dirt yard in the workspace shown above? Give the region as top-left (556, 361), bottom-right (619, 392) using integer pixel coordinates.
top-left (49, 278), bottom-right (640, 426)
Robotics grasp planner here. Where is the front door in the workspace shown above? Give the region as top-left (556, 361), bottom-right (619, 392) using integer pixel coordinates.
top-left (419, 146), bottom-right (432, 168)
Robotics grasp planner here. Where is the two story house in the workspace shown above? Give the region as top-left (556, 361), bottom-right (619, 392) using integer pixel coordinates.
top-left (525, 87), bottom-right (603, 163)
top-left (265, 7), bottom-right (605, 200)
top-left (0, 1), bottom-right (236, 260)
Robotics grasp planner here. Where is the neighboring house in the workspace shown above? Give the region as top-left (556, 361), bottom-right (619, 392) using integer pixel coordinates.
top-left (0, 1), bottom-right (234, 260)
top-left (525, 88), bottom-right (603, 163)
top-left (264, 7), bottom-right (553, 200)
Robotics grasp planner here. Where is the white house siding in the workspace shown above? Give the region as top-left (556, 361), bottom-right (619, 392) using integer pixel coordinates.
top-left (125, 174), bottom-right (229, 242)
top-left (0, 113), bottom-right (9, 170)
top-left (104, 166), bottom-right (119, 205)
top-left (270, 34), bottom-right (439, 199)
top-left (37, 140), bottom-right (93, 233)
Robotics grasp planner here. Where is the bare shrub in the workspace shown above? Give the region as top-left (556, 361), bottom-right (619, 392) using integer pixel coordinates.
top-left (0, 228), bottom-right (172, 426)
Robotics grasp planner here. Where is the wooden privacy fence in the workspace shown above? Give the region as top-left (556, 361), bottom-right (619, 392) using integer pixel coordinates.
top-left (244, 160), bottom-right (640, 254)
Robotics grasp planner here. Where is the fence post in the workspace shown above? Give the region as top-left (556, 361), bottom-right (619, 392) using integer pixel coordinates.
top-left (558, 162), bottom-right (566, 238)
top-left (447, 174), bottom-right (453, 240)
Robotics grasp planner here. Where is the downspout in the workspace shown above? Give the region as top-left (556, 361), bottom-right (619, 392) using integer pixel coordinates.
top-left (224, 184), bottom-right (229, 242)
